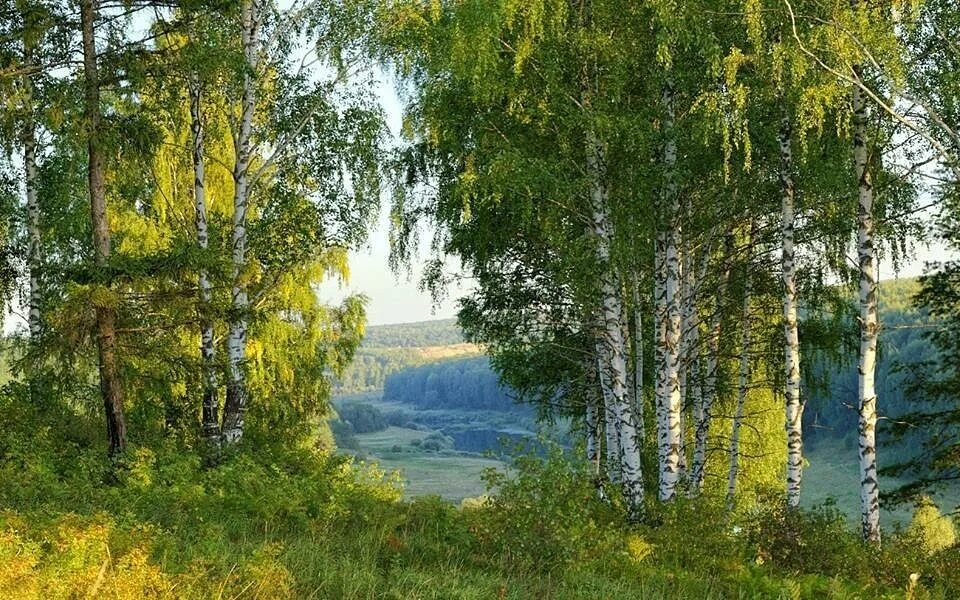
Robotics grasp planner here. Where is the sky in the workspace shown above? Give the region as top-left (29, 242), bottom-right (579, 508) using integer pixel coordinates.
top-left (315, 74), bottom-right (470, 327)
top-left (317, 206), bottom-right (469, 326)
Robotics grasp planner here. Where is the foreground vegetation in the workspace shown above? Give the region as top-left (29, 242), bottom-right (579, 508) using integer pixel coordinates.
top-left (1, 387), bottom-right (957, 599)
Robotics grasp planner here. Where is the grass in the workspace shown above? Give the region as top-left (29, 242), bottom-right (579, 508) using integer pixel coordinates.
top-left (804, 438), bottom-right (960, 528)
top-left (346, 426), bottom-right (505, 501)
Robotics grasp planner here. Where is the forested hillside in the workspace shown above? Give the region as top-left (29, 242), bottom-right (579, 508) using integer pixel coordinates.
top-left (805, 278), bottom-right (933, 445)
top-left (362, 318), bottom-right (465, 347)
top-left (3, 0), bottom-right (960, 597)
top-left (382, 356), bottom-right (523, 413)
top-left (334, 319), bottom-right (481, 392)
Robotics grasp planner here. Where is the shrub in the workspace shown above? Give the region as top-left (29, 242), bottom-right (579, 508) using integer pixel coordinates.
top-left (465, 443), bottom-right (620, 574)
top-left (906, 496), bottom-right (957, 555)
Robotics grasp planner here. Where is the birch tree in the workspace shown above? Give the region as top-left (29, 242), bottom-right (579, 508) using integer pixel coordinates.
top-left (779, 99), bottom-right (804, 508)
top-left (658, 76), bottom-right (683, 502)
top-left (188, 77), bottom-right (220, 444)
top-left (220, 0), bottom-right (261, 445)
top-left (852, 47), bottom-right (881, 546)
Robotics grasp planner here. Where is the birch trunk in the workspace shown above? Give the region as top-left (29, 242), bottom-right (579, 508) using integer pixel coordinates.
top-left (597, 347), bottom-right (621, 484)
top-left (678, 234), bottom-right (698, 485)
top-left (690, 232), bottom-right (731, 496)
top-left (81, 0), bottom-right (127, 455)
top-left (222, 0), bottom-right (261, 445)
top-left (853, 65), bottom-right (881, 545)
top-left (726, 228), bottom-right (754, 507)
top-left (587, 128), bottom-right (644, 518)
top-left (780, 103), bottom-right (804, 509)
top-left (659, 79), bottom-right (683, 502)
top-left (189, 78), bottom-right (220, 444)
top-left (632, 276), bottom-right (645, 444)
top-left (654, 230), bottom-right (668, 477)
top-left (584, 357), bottom-right (607, 500)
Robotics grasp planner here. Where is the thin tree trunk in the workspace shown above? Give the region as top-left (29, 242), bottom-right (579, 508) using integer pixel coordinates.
top-left (585, 390), bottom-right (601, 476)
top-left (654, 230), bottom-right (668, 479)
top-left (727, 224), bottom-right (754, 507)
top-left (690, 230), bottom-right (732, 496)
top-left (659, 78), bottom-right (683, 502)
top-left (189, 77), bottom-right (220, 444)
top-left (597, 345), bottom-right (621, 484)
top-left (584, 357), bottom-right (607, 500)
top-left (853, 63), bottom-right (881, 545)
top-left (222, 0), bottom-right (260, 444)
top-left (678, 232), bottom-right (697, 485)
top-left (23, 38), bottom-right (40, 345)
top-left (587, 128), bottom-right (644, 519)
top-left (81, 0), bottom-right (126, 456)
top-left (780, 101), bottom-right (804, 509)
top-left (632, 275), bottom-right (645, 444)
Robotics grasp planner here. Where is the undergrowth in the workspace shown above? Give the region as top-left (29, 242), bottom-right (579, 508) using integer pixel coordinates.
top-left (1, 388), bottom-right (957, 599)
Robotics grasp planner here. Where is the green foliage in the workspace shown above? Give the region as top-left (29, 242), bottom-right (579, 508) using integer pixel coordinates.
top-left (906, 497), bottom-right (957, 556)
top-left (469, 445), bottom-right (623, 573)
top-left (336, 402), bottom-right (389, 434)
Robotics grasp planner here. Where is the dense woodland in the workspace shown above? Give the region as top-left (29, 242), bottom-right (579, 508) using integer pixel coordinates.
top-left (2, 0), bottom-right (960, 597)
top-left (333, 319), bottom-right (480, 392)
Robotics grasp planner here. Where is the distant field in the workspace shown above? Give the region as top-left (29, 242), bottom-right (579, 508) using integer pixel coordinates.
top-left (345, 425), bottom-right (505, 502)
top-left (414, 342), bottom-right (483, 360)
top-left (804, 439), bottom-right (959, 528)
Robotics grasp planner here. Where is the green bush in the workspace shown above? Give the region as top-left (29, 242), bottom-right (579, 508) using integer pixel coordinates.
top-left (907, 496), bottom-right (957, 555)
top-left (465, 443), bottom-right (621, 574)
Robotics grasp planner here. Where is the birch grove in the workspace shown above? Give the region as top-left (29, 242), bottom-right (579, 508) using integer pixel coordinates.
top-left (587, 127), bottom-right (645, 517)
top-left (2, 0), bottom-right (951, 554)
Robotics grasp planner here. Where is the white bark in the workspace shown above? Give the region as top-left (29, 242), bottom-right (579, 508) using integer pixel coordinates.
top-left (587, 128), bottom-right (644, 518)
top-left (678, 233), bottom-right (698, 485)
top-left (727, 230), bottom-right (754, 507)
top-left (632, 276), bottom-right (645, 444)
top-left (223, 0), bottom-right (261, 444)
top-left (780, 103), bottom-right (804, 509)
top-left (659, 79), bottom-right (683, 502)
top-left (854, 66), bottom-right (881, 544)
top-left (597, 348), bottom-right (621, 484)
top-left (584, 361), bottom-right (607, 501)
top-left (654, 230), bottom-right (668, 477)
top-left (190, 77), bottom-right (220, 443)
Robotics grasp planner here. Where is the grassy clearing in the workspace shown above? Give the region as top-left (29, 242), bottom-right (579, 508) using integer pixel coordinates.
top-left (345, 426), bottom-right (504, 501)
top-left (804, 439), bottom-right (960, 528)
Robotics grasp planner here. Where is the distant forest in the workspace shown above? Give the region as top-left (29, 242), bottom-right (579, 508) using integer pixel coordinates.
top-left (804, 278), bottom-right (935, 451)
top-left (342, 279), bottom-right (937, 454)
top-left (334, 320), bottom-right (480, 393)
top-left (382, 356), bottom-right (526, 413)
top-left (361, 319), bottom-right (465, 348)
